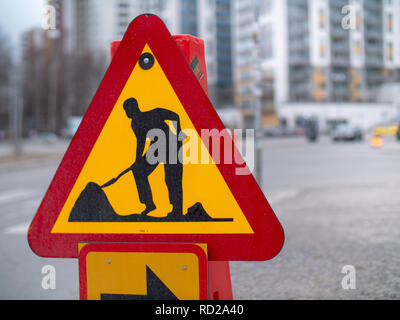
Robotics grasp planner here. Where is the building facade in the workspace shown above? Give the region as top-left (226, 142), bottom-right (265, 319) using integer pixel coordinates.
top-left (233, 0), bottom-right (400, 127)
top-left (383, 0), bottom-right (400, 79)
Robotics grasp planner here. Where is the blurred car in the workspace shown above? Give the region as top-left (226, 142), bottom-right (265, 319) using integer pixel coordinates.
top-left (294, 127), bottom-right (305, 136)
top-left (332, 124), bottom-right (363, 142)
top-left (263, 126), bottom-right (301, 137)
top-left (63, 116), bottom-right (83, 138)
top-left (397, 123), bottom-right (400, 141)
top-left (263, 127), bottom-right (284, 137)
top-left (36, 132), bottom-right (58, 144)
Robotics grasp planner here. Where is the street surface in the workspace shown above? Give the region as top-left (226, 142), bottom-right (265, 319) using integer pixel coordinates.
top-left (0, 136), bottom-right (399, 299)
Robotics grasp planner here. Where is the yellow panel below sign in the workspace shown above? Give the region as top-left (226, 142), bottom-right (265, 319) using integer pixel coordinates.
top-left (80, 243), bottom-right (208, 300)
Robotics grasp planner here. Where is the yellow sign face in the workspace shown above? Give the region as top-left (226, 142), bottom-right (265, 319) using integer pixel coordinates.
top-left (51, 44), bottom-right (253, 235)
top-left (79, 243), bottom-right (208, 300)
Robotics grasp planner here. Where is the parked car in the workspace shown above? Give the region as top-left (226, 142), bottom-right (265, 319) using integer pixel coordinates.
top-left (397, 123), bottom-right (400, 141)
top-left (331, 124), bottom-right (363, 141)
top-left (63, 116), bottom-right (83, 138)
top-left (263, 127), bottom-right (284, 137)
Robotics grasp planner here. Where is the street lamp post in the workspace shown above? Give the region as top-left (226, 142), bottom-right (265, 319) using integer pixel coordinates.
top-left (9, 67), bottom-right (23, 156)
top-left (252, 1), bottom-right (263, 189)
top-left (47, 29), bottom-right (60, 135)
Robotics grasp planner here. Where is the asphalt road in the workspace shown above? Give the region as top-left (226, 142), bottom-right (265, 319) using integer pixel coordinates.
top-left (0, 136), bottom-right (399, 299)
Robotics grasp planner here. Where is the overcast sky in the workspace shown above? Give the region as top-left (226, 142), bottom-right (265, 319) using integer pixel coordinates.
top-left (0, 0), bottom-right (44, 59)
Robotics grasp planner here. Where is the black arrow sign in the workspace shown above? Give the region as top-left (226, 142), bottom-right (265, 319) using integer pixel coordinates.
top-left (101, 266), bottom-right (178, 300)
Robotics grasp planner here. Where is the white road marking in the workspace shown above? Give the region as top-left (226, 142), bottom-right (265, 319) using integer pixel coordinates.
top-left (267, 189), bottom-right (300, 205)
top-left (21, 198), bottom-right (41, 208)
top-left (3, 222), bottom-right (30, 235)
top-left (1, 197), bottom-right (42, 221)
top-left (382, 145), bottom-right (400, 152)
top-left (0, 189), bottom-right (40, 205)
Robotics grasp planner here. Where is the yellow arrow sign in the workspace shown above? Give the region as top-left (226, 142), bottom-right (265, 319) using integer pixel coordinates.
top-left (79, 243), bottom-right (209, 300)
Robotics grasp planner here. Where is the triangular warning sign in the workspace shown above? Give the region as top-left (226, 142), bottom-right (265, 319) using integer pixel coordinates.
top-left (28, 15), bottom-right (284, 261)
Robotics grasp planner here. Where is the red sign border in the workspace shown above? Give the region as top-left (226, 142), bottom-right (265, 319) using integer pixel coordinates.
top-left (28, 14), bottom-right (284, 261)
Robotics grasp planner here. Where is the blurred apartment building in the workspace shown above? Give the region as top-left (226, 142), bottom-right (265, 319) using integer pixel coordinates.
top-left (63, 0), bottom-right (234, 107)
top-left (21, 0), bottom-right (398, 135)
top-left (233, 0), bottom-right (400, 128)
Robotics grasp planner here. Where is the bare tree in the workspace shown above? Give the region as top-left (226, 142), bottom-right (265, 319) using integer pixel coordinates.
top-left (0, 28), bottom-right (12, 85)
top-left (22, 29), bottom-right (48, 135)
top-left (69, 50), bottom-right (107, 117)
top-left (21, 27), bottom-right (107, 136)
top-left (0, 27), bottom-right (12, 137)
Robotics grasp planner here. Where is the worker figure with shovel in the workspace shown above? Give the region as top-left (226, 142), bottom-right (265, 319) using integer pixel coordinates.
top-left (101, 98), bottom-right (184, 218)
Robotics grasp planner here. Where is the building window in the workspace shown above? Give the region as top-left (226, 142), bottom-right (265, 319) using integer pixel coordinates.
top-left (319, 8), bottom-right (325, 29)
top-left (355, 13), bottom-right (361, 30)
top-left (260, 24), bottom-right (273, 59)
top-left (354, 40), bottom-right (362, 57)
top-left (241, 101), bottom-right (252, 110)
top-left (320, 43), bottom-right (326, 58)
top-left (387, 41), bottom-right (393, 61)
top-left (260, 0), bottom-right (273, 14)
top-left (387, 12), bottom-right (393, 33)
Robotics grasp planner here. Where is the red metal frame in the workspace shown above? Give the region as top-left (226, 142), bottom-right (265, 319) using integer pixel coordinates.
top-left (111, 35), bottom-right (208, 94)
top-left (28, 14), bottom-right (284, 261)
top-left (208, 261), bottom-right (233, 300)
top-left (79, 243), bottom-right (208, 300)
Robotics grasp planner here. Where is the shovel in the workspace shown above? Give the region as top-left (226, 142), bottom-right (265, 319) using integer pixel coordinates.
top-left (101, 163), bottom-right (136, 188)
